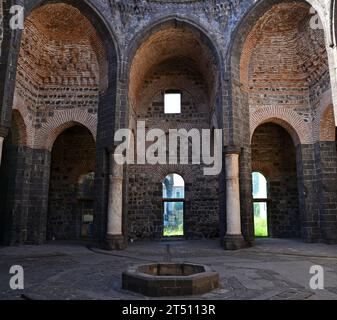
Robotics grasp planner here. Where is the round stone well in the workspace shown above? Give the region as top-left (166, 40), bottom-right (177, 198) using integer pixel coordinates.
top-left (122, 263), bottom-right (219, 297)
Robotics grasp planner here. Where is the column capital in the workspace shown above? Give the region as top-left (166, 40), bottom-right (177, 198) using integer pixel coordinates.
top-left (224, 145), bottom-right (241, 155)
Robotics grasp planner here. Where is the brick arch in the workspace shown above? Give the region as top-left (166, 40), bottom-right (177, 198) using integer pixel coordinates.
top-left (12, 92), bottom-right (35, 148)
top-left (153, 165), bottom-right (194, 185)
top-left (11, 110), bottom-right (27, 147)
top-left (252, 162), bottom-right (276, 181)
top-left (127, 15), bottom-right (223, 75)
top-left (230, 0), bottom-right (326, 61)
top-left (250, 107), bottom-right (311, 145)
top-left (228, 0), bottom-right (329, 147)
top-left (1, 0), bottom-right (119, 149)
top-left (34, 110), bottom-right (97, 151)
top-left (319, 104), bottom-right (336, 142)
top-left (127, 16), bottom-right (223, 119)
top-left (24, 0), bottom-right (120, 59)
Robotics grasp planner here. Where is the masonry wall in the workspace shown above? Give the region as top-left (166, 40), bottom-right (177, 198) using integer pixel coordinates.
top-left (1, 0), bottom-right (337, 246)
top-left (47, 125), bottom-right (95, 240)
top-left (127, 94), bottom-right (220, 239)
top-left (252, 124), bottom-right (300, 238)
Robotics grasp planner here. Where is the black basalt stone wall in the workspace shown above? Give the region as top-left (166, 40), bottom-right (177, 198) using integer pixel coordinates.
top-left (252, 124), bottom-right (300, 238)
top-left (316, 141), bottom-right (337, 244)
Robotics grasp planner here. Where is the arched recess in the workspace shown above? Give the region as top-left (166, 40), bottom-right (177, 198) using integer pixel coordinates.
top-left (126, 18), bottom-right (222, 241)
top-left (47, 124), bottom-right (96, 241)
top-left (229, 0), bottom-right (332, 243)
top-left (127, 17), bottom-right (223, 129)
top-left (33, 112), bottom-right (97, 151)
top-left (3, 0), bottom-right (119, 244)
top-left (250, 110), bottom-right (307, 146)
top-left (0, 110), bottom-right (27, 245)
top-left (252, 123), bottom-right (301, 238)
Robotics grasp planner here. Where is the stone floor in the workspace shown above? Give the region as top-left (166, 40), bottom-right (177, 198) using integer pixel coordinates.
top-left (0, 238), bottom-right (337, 300)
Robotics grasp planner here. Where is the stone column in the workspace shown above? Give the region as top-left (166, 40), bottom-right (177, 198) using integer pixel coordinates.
top-left (223, 147), bottom-right (246, 250)
top-left (105, 152), bottom-right (127, 250)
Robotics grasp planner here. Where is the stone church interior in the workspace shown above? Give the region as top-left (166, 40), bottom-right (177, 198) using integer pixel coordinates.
top-left (1, 0), bottom-right (337, 302)
top-left (1, 0), bottom-right (337, 250)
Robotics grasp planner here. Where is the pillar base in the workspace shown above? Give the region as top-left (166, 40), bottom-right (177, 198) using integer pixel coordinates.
top-left (104, 235), bottom-right (127, 251)
top-left (222, 235), bottom-right (247, 250)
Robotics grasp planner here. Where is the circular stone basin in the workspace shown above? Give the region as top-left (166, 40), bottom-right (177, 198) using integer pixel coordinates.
top-left (122, 263), bottom-right (219, 297)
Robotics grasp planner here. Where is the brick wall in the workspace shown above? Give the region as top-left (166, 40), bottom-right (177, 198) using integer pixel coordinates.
top-left (15, 3), bottom-right (103, 130)
top-left (241, 3), bottom-right (329, 125)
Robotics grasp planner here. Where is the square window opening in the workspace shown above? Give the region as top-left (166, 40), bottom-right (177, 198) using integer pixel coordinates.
top-left (164, 92), bottom-right (181, 114)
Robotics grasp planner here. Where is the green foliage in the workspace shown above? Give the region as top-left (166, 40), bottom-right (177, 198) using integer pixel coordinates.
top-left (254, 216), bottom-right (268, 237)
top-left (164, 224), bottom-right (184, 237)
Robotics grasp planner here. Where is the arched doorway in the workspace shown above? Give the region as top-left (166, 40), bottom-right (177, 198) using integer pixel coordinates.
top-left (0, 129), bottom-right (16, 245)
top-left (162, 174), bottom-right (185, 237)
top-left (252, 123), bottom-right (300, 238)
top-left (0, 111), bottom-right (26, 245)
top-left (47, 125), bottom-right (95, 241)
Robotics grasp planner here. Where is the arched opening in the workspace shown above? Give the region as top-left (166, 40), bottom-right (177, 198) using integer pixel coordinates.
top-left (7, 1), bottom-right (118, 244)
top-left (252, 172), bottom-right (269, 237)
top-left (0, 111), bottom-right (26, 245)
top-left (252, 123), bottom-right (300, 238)
top-left (47, 125), bottom-right (95, 241)
top-left (231, 0), bottom-right (332, 243)
top-left (163, 174), bottom-right (185, 237)
top-left (127, 20), bottom-right (222, 240)
top-left (15, 3), bottom-right (107, 117)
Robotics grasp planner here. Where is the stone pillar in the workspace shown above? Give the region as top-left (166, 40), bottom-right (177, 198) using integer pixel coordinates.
top-left (223, 147), bottom-right (246, 250)
top-left (105, 152), bottom-right (127, 250)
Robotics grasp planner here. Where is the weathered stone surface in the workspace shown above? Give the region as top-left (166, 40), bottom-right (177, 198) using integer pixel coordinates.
top-left (122, 263), bottom-right (219, 297)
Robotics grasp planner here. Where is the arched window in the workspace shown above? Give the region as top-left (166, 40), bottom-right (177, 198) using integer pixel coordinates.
top-left (252, 172), bottom-right (268, 237)
top-left (162, 174), bottom-right (185, 237)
